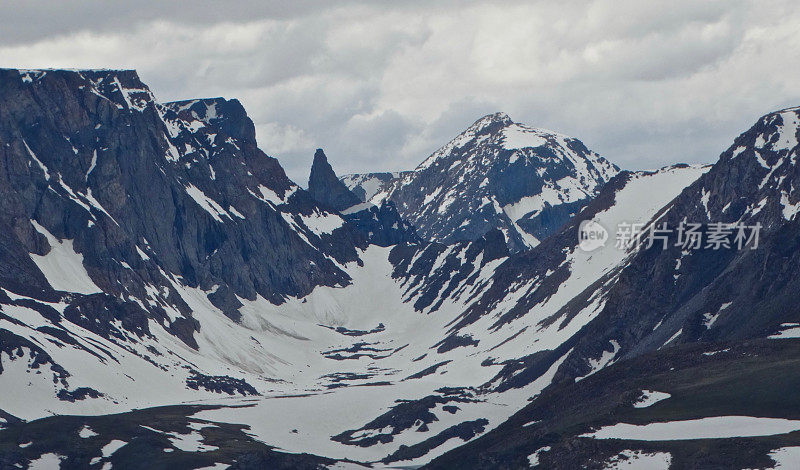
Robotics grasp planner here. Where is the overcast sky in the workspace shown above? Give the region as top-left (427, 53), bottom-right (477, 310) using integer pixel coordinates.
top-left (3, 1), bottom-right (799, 184)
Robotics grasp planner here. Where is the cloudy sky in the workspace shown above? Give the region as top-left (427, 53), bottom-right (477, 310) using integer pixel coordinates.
top-left (3, 1), bottom-right (799, 184)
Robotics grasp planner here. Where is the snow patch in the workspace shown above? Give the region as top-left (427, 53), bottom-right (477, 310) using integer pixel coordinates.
top-left (28, 453), bottom-right (63, 470)
top-left (769, 446), bottom-right (800, 469)
top-left (780, 191), bottom-right (800, 221)
top-left (29, 221), bottom-right (102, 295)
top-left (770, 323), bottom-right (800, 339)
top-left (23, 140), bottom-right (50, 181)
top-left (79, 425), bottom-right (99, 438)
top-left (702, 302), bottom-right (732, 329)
top-left (577, 340), bottom-right (619, 381)
top-left (169, 431), bottom-right (219, 452)
top-left (527, 445), bottom-right (551, 467)
top-left (101, 439), bottom-right (127, 457)
top-left (633, 390), bottom-right (671, 408)
top-left (502, 124), bottom-right (549, 150)
top-left (299, 211), bottom-right (345, 237)
top-left (584, 416), bottom-right (800, 441)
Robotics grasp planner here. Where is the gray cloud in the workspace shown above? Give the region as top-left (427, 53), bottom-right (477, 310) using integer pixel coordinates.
top-left (1, 1), bottom-right (798, 184)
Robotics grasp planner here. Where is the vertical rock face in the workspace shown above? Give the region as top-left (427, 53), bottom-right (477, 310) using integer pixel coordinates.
top-left (307, 148), bottom-right (363, 212)
top-left (0, 68), bottom-right (365, 344)
top-left (368, 112), bottom-right (619, 252)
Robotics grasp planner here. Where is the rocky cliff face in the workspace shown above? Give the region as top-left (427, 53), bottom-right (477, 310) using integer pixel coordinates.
top-left (372, 112), bottom-right (619, 252)
top-left (0, 68), bottom-right (364, 343)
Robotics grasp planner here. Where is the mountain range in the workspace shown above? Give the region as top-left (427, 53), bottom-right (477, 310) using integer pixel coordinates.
top-left (1, 68), bottom-right (799, 470)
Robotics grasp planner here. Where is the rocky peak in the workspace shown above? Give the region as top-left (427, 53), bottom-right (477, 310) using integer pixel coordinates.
top-left (469, 112), bottom-right (513, 133)
top-left (376, 112), bottom-right (619, 252)
top-left (690, 106), bottom-right (800, 227)
top-left (308, 148), bottom-right (362, 212)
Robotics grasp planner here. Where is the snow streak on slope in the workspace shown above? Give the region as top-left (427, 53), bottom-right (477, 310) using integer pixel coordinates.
top-left (28, 222), bottom-right (101, 295)
top-left (584, 416), bottom-right (800, 441)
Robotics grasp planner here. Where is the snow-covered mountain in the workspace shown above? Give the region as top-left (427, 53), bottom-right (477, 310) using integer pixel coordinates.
top-left (3, 67), bottom-right (800, 470)
top-left (367, 112), bottom-right (619, 252)
top-left (426, 106), bottom-right (800, 468)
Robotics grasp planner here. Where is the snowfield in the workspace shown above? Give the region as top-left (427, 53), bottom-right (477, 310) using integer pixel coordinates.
top-left (583, 416), bottom-right (800, 441)
top-left (0, 165), bottom-right (710, 466)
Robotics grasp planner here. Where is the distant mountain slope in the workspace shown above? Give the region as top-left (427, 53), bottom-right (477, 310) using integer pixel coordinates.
top-left (545, 106), bottom-right (800, 374)
top-left (371, 112), bottom-right (619, 252)
top-left (340, 171), bottom-right (409, 202)
top-left (426, 338), bottom-right (800, 469)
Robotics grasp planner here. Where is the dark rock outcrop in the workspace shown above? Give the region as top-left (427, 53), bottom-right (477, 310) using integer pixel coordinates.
top-left (343, 201), bottom-right (422, 247)
top-left (307, 148), bottom-right (362, 212)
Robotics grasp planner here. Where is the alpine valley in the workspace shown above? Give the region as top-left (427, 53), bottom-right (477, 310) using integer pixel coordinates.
top-left (1, 69), bottom-right (800, 470)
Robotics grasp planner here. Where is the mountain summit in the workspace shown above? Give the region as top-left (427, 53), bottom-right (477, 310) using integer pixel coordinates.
top-left (368, 112), bottom-right (619, 252)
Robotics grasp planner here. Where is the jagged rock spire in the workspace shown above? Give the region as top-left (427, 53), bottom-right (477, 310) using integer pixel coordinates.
top-left (308, 148), bottom-right (362, 211)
